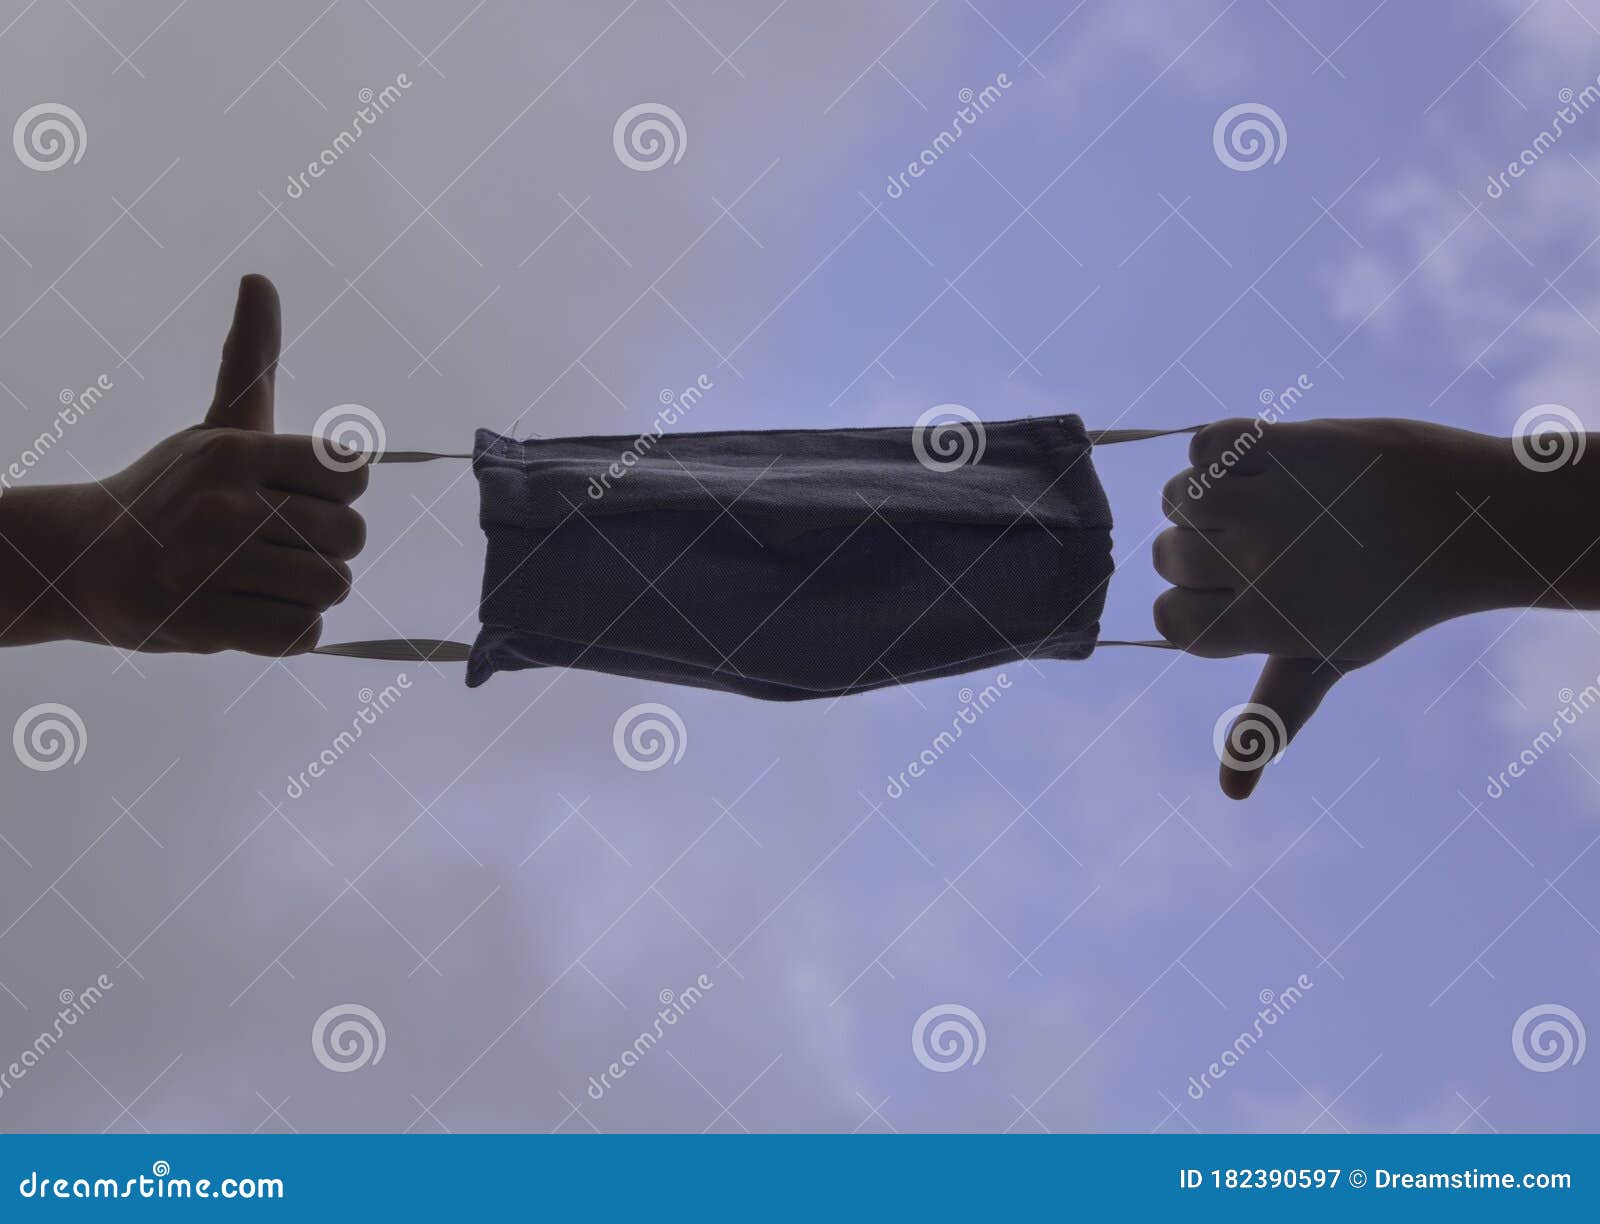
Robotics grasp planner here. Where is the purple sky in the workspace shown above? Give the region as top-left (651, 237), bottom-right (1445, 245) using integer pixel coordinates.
top-left (0, 0), bottom-right (1595, 1132)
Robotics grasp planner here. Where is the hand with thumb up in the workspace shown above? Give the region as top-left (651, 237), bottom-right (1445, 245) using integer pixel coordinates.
top-left (1153, 415), bottom-right (1591, 799)
top-left (1, 275), bottom-right (369, 656)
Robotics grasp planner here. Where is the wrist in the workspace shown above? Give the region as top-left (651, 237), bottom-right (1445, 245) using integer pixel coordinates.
top-left (55, 482), bottom-right (123, 645)
top-left (0, 482), bottom-right (117, 645)
top-left (1474, 433), bottom-right (1599, 609)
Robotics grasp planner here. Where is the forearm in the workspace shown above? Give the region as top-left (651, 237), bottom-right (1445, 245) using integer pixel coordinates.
top-left (1470, 433), bottom-right (1600, 611)
top-left (0, 483), bottom-right (107, 646)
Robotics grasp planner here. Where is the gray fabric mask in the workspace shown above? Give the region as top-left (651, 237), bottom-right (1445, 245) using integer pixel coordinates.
top-left (314, 415), bottom-right (1191, 697)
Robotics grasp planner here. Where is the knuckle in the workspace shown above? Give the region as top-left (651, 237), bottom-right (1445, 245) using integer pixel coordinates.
top-left (1232, 532), bottom-right (1275, 579)
top-left (276, 435), bottom-right (317, 465)
top-left (185, 491), bottom-right (253, 545)
top-left (193, 429), bottom-right (250, 471)
top-left (1151, 529), bottom-right (1177, 580)
top-left (246, 491), bottom-right (290, 531)
top-left (1234, 544), bottom-right (1264, 582)
top-left (1236, 587), bottom-right (1276, 623)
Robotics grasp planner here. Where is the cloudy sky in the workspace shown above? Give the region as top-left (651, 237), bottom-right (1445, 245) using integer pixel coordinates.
top-left (0, 0), bottom-right (1595, 1132)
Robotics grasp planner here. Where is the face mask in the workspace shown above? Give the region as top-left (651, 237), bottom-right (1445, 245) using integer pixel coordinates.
top-left (314, 415), bottom-right (1190, 697)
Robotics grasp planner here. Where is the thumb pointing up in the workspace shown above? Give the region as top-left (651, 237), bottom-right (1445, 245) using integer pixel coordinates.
top-left (205, 274), bottom-right (280, 432)
top-left (1218, 656), bottom-right (1343, 800)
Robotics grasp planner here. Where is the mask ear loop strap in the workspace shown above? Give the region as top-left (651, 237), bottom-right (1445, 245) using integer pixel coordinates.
top-left (350, 423), bottom-right (1206, 462)
top-left (314, 424), bottom-right (1203, 660)
top-left (358, 424), bottom-right (1205, 462)
top-left (366, 451), bottom-right (473, 463)
top-left (1091, 423), bottom-right (1200, 649)
top-left (313, 638), bottom-right (471, 661)
top-left (312, 639), bottom-right (1178, 661)
top-left (1089, 424), bottom-right (1204, 445)
top-left (311, 451), bottom-right (473, 657)
top-left (312, 638), bottom-right (1179, 660)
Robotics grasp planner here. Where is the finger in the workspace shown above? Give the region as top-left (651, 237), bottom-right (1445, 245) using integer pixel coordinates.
top-left (1218, 656), bottom-right (1343, 800)
top-left (201, 594), bottom-right (322, 656)
top-left (255, 492), bottom-right (367, 559)
top-left (1161, 468), bottom-right (1259, 529)
top-left (252, 434), bottom-right (371, 502)
top-left (1155, 587), bottom-right (1318, 658)
top-left (217, 542), bottom-right (352, 609)
top-left (1153, 527), bottom-right (1240, 591)
top-left (1188, 418), bottom-right (1272, 475)
top-left (206, 275), bottom-right (281, 432)
top-left (1153, 587), bottom-right (1251, 656)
